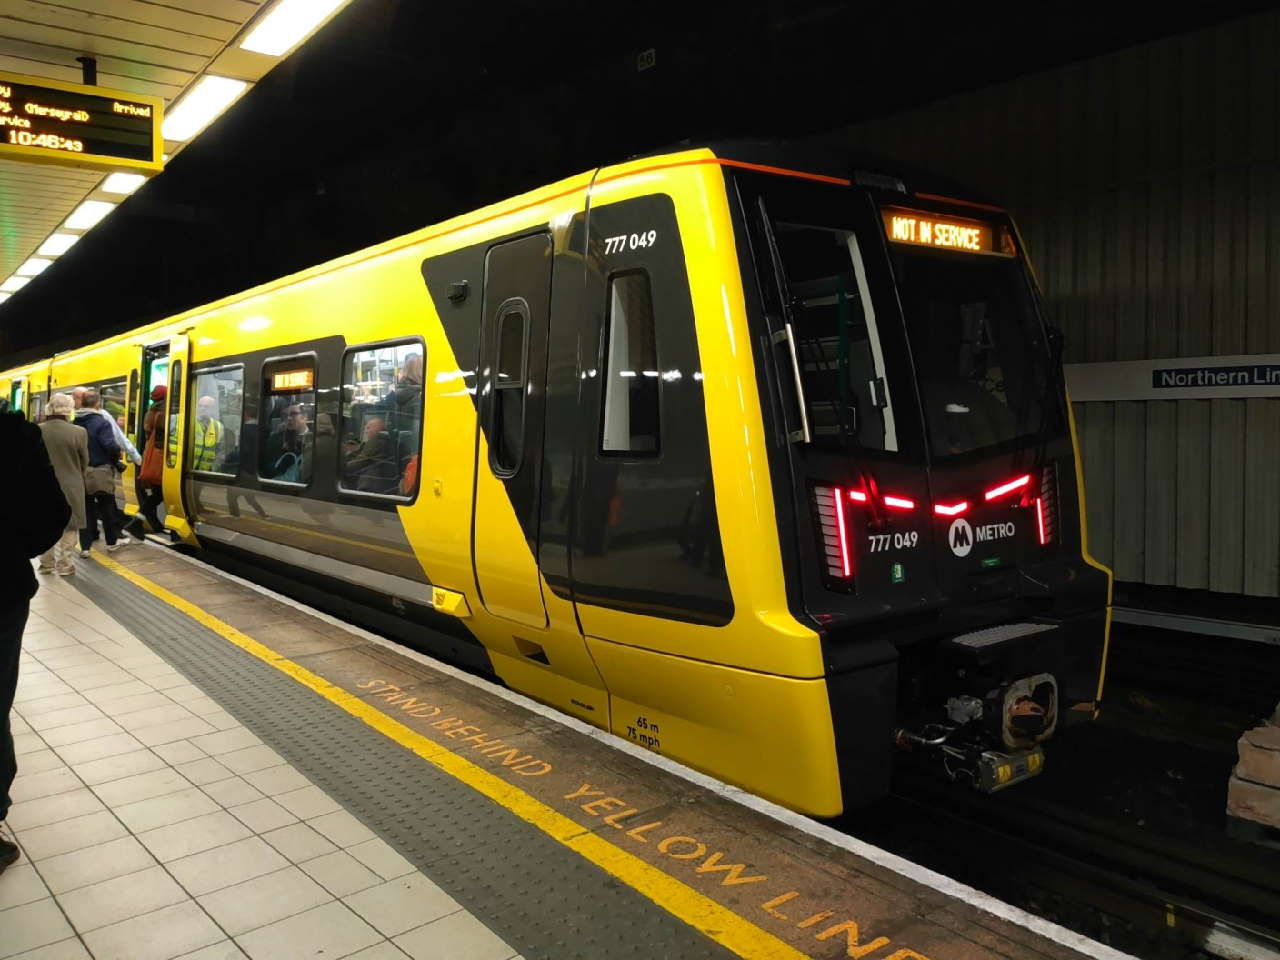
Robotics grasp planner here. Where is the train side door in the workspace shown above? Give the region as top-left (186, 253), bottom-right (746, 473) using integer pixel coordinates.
top-left (472, 233), bottom-right (553, 628)
top-left (9, 378), bottom-right (25, 415)
top-left (160, 334), bottom-right (195, 542)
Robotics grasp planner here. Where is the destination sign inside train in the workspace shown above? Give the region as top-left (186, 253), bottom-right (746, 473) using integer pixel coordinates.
top-left (272, 369), bottom-right (314, 391)
top-left (882, 207), bottom-right (997, 254)
top-left (0, 71), bottom-right (163, 172)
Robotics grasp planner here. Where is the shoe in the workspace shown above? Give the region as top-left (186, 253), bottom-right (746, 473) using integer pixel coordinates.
top-left (37, 566), bottom-right (53, 575)
top-left (106, 540), bottom-right (128, 552)
top-left (0, 822), bottom-right (18, 875)
top-left (56, 569), bottom-right (75, 577)
top-left (79, 549), bottom-right (90, 558)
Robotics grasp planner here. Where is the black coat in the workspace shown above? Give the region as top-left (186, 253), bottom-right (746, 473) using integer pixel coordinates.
top-left (0, 413), bottom-right (71, 606)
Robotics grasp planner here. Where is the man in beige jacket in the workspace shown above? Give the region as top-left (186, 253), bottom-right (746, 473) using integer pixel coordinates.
top-left (37, 393), bottom-right (88, 575)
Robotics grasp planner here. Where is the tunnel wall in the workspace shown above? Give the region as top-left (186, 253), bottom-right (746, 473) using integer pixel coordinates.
top-left (833, 11), bottom-right (1280, 597)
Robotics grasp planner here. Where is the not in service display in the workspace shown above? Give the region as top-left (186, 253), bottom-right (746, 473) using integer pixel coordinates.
top-left (0, 71), bottom-right (163, 172)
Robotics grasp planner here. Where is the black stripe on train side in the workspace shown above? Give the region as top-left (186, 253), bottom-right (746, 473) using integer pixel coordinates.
top-left (423, 195), bottom-right (733, 626)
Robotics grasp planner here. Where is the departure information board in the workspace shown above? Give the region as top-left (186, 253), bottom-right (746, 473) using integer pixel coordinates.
top-left (0, 71), bottom-right (163, 172)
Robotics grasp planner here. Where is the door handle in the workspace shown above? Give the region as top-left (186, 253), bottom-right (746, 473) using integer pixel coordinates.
top-left (774, 323), bottom-right (811, 444)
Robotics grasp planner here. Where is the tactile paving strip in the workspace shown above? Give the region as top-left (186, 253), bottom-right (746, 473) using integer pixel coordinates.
top-left (70, 561), bottom-right (734, 960)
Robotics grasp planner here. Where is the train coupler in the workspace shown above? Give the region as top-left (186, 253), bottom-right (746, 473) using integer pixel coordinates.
top-left (975, 745), bottom-right (1045, 792)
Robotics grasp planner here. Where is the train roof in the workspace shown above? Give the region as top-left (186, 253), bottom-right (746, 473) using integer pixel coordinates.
top-left (638, 138), bottom-right (1000, 209)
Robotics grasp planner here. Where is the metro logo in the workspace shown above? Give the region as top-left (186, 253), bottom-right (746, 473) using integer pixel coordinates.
top-left (948, 518), bottom-right (1015, 557)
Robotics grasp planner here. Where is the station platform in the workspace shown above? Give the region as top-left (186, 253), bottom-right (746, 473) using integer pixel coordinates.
top-left (1, 543), bottom-right (1128, 960)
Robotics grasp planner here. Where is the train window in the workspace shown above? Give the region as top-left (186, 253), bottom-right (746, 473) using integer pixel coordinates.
top-left (339, 342), bottom-right (424, 498)
top-left (889, 244), bottom-right (1048, 458)
top-left (600, 271), bottom-right (660, 455)
top-left (770, 222), bottom-right (896, 452)
top-left (100, 380), bottom-right (126, 433)
top-left (490, 302), bottom-right (528, 476)
top-left (188, 367), bottom-right (244, 476)
top-left (166, 362), bottom-right (183, 468)
top-left (259, 357), bottom-right (316, 486)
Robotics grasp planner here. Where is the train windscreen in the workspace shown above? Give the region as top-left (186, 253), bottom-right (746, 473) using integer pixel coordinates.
top-left (883, 207), bottom-right (1052, 459)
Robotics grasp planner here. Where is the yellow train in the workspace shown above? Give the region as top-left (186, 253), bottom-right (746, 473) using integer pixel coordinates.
top-left (1, 143), bottom-right (1112, 816)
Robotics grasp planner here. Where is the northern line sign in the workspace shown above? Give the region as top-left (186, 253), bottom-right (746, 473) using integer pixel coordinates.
top-left (0, 70), bottom-right (163, 173)
top-left (1065, 353), bottom-right (1280, 401)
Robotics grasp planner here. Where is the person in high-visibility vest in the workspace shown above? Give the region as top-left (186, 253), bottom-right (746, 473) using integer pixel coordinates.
top-left (192, 395), bottom-right (225, 472)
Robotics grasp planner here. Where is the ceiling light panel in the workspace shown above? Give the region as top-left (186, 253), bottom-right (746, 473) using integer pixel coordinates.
top-left (16, 258), bottom-right (52, 277)
top-left (102, 173), bottom-right (148, 195)
top-left (241, 0), bottom-right (347, 56)
top-left (38, 234), bottom-right (80, 257)
top-left (64, 200), bottom-right (117, 230)
top-left (0, 276), bottom-right (31, 293)
top-left (163, 76), bottom-right (249, 142)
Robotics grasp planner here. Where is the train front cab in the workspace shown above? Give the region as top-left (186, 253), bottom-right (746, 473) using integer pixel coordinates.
top-left (724, 161), bottom-right (1112, 808)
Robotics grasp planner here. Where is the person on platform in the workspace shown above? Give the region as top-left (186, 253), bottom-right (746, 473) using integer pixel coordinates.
top-left (0, 407), bottom-right (71, 874)
top-left (74, 388), bottom-right (126, 555)
top-left (37, 394), bottom-right (89, 576)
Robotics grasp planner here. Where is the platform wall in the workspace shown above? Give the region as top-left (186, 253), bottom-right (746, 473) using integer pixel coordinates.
top-left (832, 10), bottom-right (1280, 597)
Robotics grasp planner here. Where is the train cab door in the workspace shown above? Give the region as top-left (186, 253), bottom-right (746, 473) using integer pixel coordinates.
top-left (472, 233), bottom-right (553, 628)
top-left (160, 334), bottom-right (196, 543)
top-left (9, 377), bottom-right (25, 416)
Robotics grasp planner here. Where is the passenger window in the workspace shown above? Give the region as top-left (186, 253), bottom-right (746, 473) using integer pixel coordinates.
top-left (166, 362), bottom-right (182, 468)
top-left (490, 303), bottom-right (527, 475)
top-left (339, 343), bottom-right (424, 497)
top-left (188, 367), bottom-right (244, 475)
top-left (600, 272), bottom-right (659, 455)
top-left (259, 358), bottom-right (316, 485)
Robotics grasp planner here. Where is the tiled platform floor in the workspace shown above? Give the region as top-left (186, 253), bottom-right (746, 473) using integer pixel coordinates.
top-left (1, 562), bottom-right (521, 960)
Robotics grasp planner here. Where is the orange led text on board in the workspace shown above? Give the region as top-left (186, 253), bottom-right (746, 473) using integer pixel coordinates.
top-left (883, 208), bottom-right (992, 253)
top-left (272, 370), bottom-right (314, 391)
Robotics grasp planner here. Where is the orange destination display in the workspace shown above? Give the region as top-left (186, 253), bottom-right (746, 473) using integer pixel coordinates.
top-left (0, 70), bottom-right (163, 173)
top-left (881, 207), bottom-right (1011, 255)
top-left (272, 369), bottom-right (314, 391)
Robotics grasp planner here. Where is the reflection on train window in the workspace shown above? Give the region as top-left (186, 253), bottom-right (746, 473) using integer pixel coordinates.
top-left (490, 304), bottom-right (527, 476)
top-left (188, 367), bottom-right (244, 475)
top-left (891, 245), bottom-right (1047, 458)
top-left (601, 271), bottom-right (659, 455)
top-left (100, 380), bottom-right (126, 430)
top-left (340, 342), bottom-right (423, 497)
top-left (771, 223), bottom-right (896, 451)
top-left (259, 358), bottom-right (315, 485)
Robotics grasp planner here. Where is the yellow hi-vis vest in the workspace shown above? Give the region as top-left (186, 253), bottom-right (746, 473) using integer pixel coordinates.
top-left (193, 417), bottom-right (223, 471)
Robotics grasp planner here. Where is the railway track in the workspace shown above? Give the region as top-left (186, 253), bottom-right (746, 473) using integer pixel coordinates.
top-left (849, 620), bottom-right (1280, 960)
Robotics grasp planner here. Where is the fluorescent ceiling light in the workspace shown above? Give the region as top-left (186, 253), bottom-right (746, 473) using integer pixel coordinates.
top-left (102, 172), bottom-right (147, 195)
top-left (241, 0), bottom-right (346, 56)
top-left (17, 258), bottom-right (52, 277)
top-left (39, 234), bottom-right (79, 257)
top-left (163, 76), bottom-right (249, 142)
top-left (0, 293), bottom-right (9, 304)
top-left (64, 200), bottom-right (116, 230)
top-left (0, 276), bottom-right (31, 293)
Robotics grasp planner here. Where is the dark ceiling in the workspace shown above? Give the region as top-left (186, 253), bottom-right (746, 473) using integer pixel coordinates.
top-left (1, 0), bottom-right (1272, 361)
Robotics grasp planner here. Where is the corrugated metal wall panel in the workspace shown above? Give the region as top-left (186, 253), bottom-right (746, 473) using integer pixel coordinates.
top-left (1143, 401), bottom-right (1177, 586)
top-left (841, 11), bottom-right (1280, 596)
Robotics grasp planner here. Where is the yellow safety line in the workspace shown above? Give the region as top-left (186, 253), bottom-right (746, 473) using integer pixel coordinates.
top-left (90, 552), bottom-right (807, 960)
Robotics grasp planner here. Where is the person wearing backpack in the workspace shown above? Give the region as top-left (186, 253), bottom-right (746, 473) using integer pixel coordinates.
top-left (0, 408), bottom-right (71, 873)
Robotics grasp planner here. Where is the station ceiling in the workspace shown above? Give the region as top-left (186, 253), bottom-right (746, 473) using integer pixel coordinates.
top-left (0, 0), bottom-right (1274, 360)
